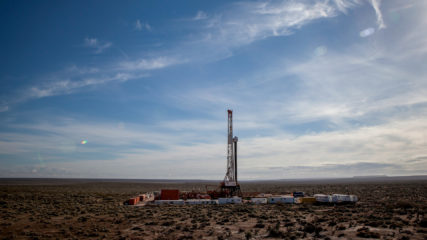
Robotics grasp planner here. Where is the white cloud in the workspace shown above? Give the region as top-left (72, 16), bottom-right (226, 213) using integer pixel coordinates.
top-left (193, 10), bottom-right (208, 20)
top-left (173, 0), bottom-right (365, 64)
top-left (4, 55), bottom-right (176, 105)
top-left (25, 72), bottom-right (139, 99)
top-left (119, 56), bottom-right (183, 71)
top-left (359, 27), bottom-right (375, 37)
top-left (333, 0), bottom-right (361, 13)
top-left (369, 0), bottom-right (386, 29)
top-left (1, 114), bottom-right (426, 178)
top-left (2, 1), bottom-right (427, 179)
top-left (206, 0), bottom-right (338, 46)
top-left (84, 37), bottom-right (112, 54)
top-left (170, 1), bottom-right (427, 128)
top-left (135, 19), bottom-right (151, 31)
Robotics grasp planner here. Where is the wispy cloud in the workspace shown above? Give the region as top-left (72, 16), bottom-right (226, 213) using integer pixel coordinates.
top-left (171, 0), bottom-right (366, 63)
top-left (4, 0), bottom-right (381, 108)
top-left (193, 10), bottom-right (208, 20)
top-left (26, 72), bottom-right (137, 99)
top-left (170, 0), bottom-right (426, 130)
top-left (118, 56), bottom-right (183, 71)
top-left (1, 113), bottom-right (426, 178)
top-left (135, 19), bottom-right (151, 31)
top-left (201, 0), bottom-right (339, 47)
top-left (332, 0), bottom-right (361, 13)
top-left (2, 54), bottom-right (179, 107)
top-left (369, 0), bottom-right (386, 29)
top-left (84, 37), bottom-right (112, 54)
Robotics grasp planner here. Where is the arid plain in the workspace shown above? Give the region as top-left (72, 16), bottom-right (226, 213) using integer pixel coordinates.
top-left (0, 178), bottom-right (426, 239)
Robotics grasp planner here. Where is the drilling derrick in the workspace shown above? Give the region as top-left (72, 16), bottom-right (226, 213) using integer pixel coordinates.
top-left (219, 109), bottom-right (242, 197)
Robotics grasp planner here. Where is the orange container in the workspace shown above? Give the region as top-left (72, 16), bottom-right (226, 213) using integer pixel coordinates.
top-left (128, 198), bottom-right (137, 205)
top-left (160, 189), bottom-right (180, 200)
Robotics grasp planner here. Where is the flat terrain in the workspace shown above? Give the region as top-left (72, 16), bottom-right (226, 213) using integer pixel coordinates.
top-left (0, 178), bottom-right (426, 239)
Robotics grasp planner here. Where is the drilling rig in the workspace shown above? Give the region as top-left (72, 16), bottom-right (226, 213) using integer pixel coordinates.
top-left (218, 109), bottom-right (242, 197)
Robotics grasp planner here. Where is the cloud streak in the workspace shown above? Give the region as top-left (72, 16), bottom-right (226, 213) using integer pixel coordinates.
top-left (118, 57), bottom-right (183, 71)
top-left (135, 19), bottom-right (151, 31)
top-left (193, 10), bottom-right (208, 20)
top-left (84, 37), bottom-right (112, 54)
top-left (1, 113), bottom-right (426, 178)
top-left (26, 72), bottom-right (137, 99)
top-left (369, 0), bottom-right (386, 29)
top-left (200, 0), bottom-right (339, 47)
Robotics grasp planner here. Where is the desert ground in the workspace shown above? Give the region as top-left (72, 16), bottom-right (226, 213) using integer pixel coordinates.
top-left (0, 178), bottom-right (426, 239)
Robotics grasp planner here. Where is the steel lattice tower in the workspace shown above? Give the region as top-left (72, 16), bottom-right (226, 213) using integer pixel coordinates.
top-left (220, 109), bottom-right (242, 197)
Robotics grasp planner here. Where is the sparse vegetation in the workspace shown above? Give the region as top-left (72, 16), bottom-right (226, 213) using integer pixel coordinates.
top-left (0, 179), bottom-right (426, 239)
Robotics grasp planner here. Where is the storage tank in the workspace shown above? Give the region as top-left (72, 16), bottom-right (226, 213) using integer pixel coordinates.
top-left (332, 194), bottom-right (351, 202)
top-left (329, 195), bottom-right (338, 203)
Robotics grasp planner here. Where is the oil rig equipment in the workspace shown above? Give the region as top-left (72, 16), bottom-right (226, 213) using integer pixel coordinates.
top-left (219, 109), bottom-right (242, 197)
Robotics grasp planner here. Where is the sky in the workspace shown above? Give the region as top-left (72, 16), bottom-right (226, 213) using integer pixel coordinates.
top-left (1, 0), bottom-right (427, 179)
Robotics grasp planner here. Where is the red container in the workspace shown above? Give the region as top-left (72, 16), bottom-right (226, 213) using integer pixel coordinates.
top-left (160, 189), bottom-right (180, 200)
top-left (128, 198), bottom-right (137, 205)
top-left (199, 194), bottom-right (211, 199)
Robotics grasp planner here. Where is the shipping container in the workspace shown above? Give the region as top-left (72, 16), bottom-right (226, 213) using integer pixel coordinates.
top-left (314, 194), bottom-right (330, 203)
top-left (292, 192), bottom-right (305, 197)
top-left (296, 197), bottom-right (316, 204)
top-left (128, 198), bottom-right (137, 205)
top-left (185, 199), bottom-right (218, 205)
top-left (349, 195), bottom-right (358, 202)
top-left (160, 189), bottom-right (180, 200)
top-left (218, 197), bottom-right (242, 204)
top-left (154, 200), bottom-right (185, 205)
top-left (250, 198), bottom-right (267, 204)
top-left (256, 193), bottom-right (273, 197)
top-left (267, 196), bottom-right (294, 204)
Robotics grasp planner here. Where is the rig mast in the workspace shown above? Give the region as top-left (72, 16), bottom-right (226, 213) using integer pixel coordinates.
top-left (220, 109), bottom-right (242, 197)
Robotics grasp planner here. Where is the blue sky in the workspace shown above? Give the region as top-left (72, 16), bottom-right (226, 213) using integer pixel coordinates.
top-left (1, 0), bottom-right (426, 179)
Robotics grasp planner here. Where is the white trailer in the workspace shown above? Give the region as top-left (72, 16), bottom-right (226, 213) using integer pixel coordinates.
top-left (250, 198), bottom-right (267, 204)
top-left (267, 196), bottom-right (294, 204)
top-left (332, 194), bottom-right (351, 202)
top-left (218, 197), bottom-right (242, 204)
top-left (154, 200), bottom-right (185, 205)
top-left (185, 199), bottom-right (218, 205)
top-left (314, 194), bottom-right (330, 203)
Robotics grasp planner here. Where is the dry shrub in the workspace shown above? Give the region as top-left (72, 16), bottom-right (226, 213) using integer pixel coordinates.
top-left (395, 201), bottom-right (415, 209)
top-left (356, 227), bottom-right (381, 238)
